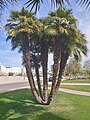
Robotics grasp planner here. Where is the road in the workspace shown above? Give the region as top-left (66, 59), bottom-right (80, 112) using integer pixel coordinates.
top-left (0, 81), bottom-right (30, 93)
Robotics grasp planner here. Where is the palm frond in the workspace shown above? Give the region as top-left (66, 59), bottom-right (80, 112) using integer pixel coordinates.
top-left (76, 0), bottom-right (90, 9)
top-left (0, 0), bottom-right (17, 11)
top-left (25, 0), bottom-right (90, 13)
top-left (25, 0), bottom-right (71, 13)
top-left (25, 0), bottom-right (43, 14)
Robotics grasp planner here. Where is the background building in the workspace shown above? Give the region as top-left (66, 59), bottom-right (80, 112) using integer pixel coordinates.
top-left (0, 63), bottom-right (23, 76)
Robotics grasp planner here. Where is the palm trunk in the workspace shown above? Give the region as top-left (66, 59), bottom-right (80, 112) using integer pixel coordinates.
top-left (41, 40), bottom-right (48, 102)
top-left (47, 39), bottom-right (61, 104)
top-left (22, 33), bottom-right (46, 104)
top-left (32, 55), bottom-right (43, 99)
top-left (54, 52), bottom-right (70, 94)
top-left (48, 51), bottom-right (69, 105)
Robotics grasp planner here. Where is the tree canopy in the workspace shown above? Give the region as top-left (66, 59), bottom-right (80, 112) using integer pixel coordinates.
top-left (65, 58), bottom-right (83, 79)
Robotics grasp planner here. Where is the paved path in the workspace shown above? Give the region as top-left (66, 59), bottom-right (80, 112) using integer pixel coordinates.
top-left (49, 82), bottom-right (90, 85)
top-left (61, 83), bottom-right (90, 85)
top-left (59, 88), bottom-right (90, 96)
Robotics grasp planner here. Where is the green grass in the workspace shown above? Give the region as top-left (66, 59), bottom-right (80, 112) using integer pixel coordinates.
top-left (62, 79), bottom-right (90, 83)
top-left (0, 89), bottom-right (90, 120)
top-left (61, 85), bottom-right (90, 92)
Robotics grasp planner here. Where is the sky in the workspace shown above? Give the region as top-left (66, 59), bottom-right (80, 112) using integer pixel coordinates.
top-left (0, 0), bottom-right (90, 68)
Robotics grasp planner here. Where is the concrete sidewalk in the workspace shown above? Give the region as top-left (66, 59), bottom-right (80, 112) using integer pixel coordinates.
top-left (61, 83), bottom-right (90, 85)
top-left (59, 88), bottom-right (90, 96)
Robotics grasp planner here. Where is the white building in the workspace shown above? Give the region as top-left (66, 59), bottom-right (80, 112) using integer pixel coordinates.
top-left (0, 63), bottom-right (45, 77)
top-left (0, 64), bottom-right (8, 75)
top-left (0, 63), bottom-right (22, 76)
top-left (6, 66), bottom-right (22, 74)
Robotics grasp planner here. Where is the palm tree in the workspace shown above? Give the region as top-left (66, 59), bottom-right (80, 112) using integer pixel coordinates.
top-left (31, 18), bottom-right (52, 102)
top-left (55, 31), bottom-right (87, 92)
top-left (47, 8), bottom-right (88, 104)
top-left (30, 41), bottom-right (43, 100)
top-left (39, 20), bottom-right (49, 102)
top-left (6, 8), bottom-right (53, 104)
top-left (46, 8), bottom-right (77, 103)
top-left (5, 7), bottom-right (47, 104)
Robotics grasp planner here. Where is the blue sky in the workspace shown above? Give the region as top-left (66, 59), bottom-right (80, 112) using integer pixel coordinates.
top-left (0, 0), bottom-right (90, 68)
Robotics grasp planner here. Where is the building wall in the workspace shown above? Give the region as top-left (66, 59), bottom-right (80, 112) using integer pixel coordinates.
top-left (0, 65), bottom-right (8, 75)
top-left (0, 64), bottom-right (38, 76)
top-left (6, 67), bottom-right (22, 74)
top-left (0, 64), bottom-right (23, 75)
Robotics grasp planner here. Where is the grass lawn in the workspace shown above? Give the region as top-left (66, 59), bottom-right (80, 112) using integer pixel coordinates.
top-left (0, 89), bottom-right (90, 120)
top-left (62, 79), bottom-right (90, 83)
top-left (61, 85), bottom-right (90, 92)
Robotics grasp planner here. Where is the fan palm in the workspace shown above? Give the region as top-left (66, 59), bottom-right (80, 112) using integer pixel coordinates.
top-left (55, 29), bottom-right (88, 92)
top-left (46, 8), bottom-right (77, 103)
top-left (46, 8), bottom-right (88, 104)
top-left (31, 18), bottom-right (53, 102)
top-left (30, 42), bottom-right (43, 100)
top-left (39, 20), bottom-right (49, 102)
top-left (5, 7), bottom-right (47, 104)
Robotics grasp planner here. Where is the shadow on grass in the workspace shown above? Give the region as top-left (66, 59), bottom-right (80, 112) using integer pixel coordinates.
top-left (9, 112), bottom-right (69, 120)
top-left (35, 112), bottom-right (70, 120)
top-left (0, 89), bottom-right (69, 120)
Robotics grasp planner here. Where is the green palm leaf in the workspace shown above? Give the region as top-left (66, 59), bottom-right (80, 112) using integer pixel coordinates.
top-left (76, 0), bottom-right (90, 9)
top-left (25, 0), bottom-right (90, 13)
top-left (5, 8), bottom-right (41, 50)
top-left (0, 0), bottom-right (17, 11)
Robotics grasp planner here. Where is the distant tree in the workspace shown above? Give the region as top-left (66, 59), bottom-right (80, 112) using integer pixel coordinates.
top-left (83, 60), bottom-right (90, 77)
top-left (65, 58), bottom-right (84, 79)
